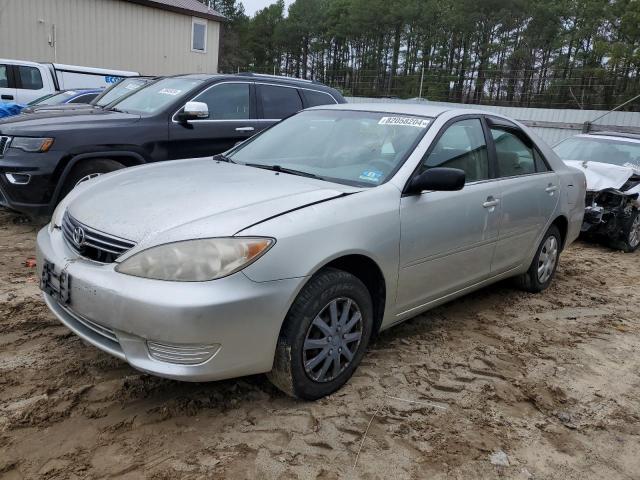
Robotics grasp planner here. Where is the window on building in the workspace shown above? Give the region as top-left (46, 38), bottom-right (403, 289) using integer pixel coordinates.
top-left (18, 66), bottom-right (43, 90)
top-left (259, 85), bottom-right (303, 119)
top-left (192, 18), bottom-right (207, 53)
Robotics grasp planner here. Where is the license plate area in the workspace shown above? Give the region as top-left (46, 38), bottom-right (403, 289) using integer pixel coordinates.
top-left (40, 260), bottom-right (71, 305)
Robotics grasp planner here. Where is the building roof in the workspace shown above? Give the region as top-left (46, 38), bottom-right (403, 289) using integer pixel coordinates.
top-left (125, 0), bottom-right (226, 22)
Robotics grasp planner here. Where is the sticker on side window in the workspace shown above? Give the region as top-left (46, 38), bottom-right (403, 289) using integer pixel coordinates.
top-left (158, 88), bottom-right (182, 96)
top-left (378, 116), bottom-right (430, 128)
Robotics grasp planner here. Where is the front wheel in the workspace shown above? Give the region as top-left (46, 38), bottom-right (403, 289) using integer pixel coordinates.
top-left (268, 268), bottom-right (374, 400)
top-left (59, 159), bottom-right (125, 200)
top-left (515, 225), bottom-right (562, 293)
top-left (610, 209), bottom-right (640, 253)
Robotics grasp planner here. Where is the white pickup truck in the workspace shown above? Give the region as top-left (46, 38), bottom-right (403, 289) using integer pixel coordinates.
top-left (0, 58), bottom-right (139, 104)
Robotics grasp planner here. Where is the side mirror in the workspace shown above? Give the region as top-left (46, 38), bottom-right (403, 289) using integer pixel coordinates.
top-left (406, 167), bottom-right (466, 194)
top-left (177, 101), bottom-right (209, 122)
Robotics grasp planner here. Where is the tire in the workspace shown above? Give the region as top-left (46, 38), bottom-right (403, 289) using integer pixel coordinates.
top-left (515, 225), bottom-right (562, 293)
top-left (609, 209), bottom-right (640, 253)
top-left (59, 159), bottom-right (125, 200)
top-left (267, 268), bottom-right (374, 400)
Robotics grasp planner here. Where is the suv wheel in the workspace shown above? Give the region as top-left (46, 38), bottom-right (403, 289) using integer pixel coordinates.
top-left (515, 225), bottom-right (561, 293)
top-left (611, 208), bottom-right (640, 253)
top-left (60, 159), bottom-right (125, 199)
top-left (268, 268), bottom-right (373, 400)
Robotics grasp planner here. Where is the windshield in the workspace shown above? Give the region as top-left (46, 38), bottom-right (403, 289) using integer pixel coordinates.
top-left (95, 78), bottom-right (151, 106)
top-left (33, 90), bottom-right (84, 106)
top-left (554, 136), bottom-right (640, 171)
top-left (114, 78), bottom-right (202, 114)
top-left (228, 110), bottom-right (432, 187)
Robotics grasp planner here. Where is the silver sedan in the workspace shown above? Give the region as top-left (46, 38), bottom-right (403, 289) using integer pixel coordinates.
top-left (37, 104), bottom-right (586, 399)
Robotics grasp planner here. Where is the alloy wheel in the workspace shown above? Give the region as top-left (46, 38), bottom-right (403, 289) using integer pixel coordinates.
top-left (303, 297), bottom-right (363, 383)
top-left (537, 235), bottom-right (558, 284)
top-left (629, 214), bottom-right (640, 248)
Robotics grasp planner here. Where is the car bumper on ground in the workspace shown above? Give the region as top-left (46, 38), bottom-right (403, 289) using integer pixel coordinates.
top-left (36, 225), bottom-right (303, 382)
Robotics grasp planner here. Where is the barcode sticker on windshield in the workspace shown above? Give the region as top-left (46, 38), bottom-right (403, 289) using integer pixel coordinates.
top-left (379, 117), bottom-right (430, 128)
top-left (158, 88), bottom-right (182, 96)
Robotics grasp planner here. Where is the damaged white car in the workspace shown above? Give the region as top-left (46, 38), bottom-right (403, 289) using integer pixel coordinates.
top-left (554, 132), bottom-right (640, 252)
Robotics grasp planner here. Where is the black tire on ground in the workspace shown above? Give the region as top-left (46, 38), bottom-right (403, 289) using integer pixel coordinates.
top-left (267, 268), bottom-right (374, 400)
top-left (609, 209), bottom-right (640, 253)
top-left (59, 159), bottom-right (125, 200)
top-left (515, 225), bottom-right (562, 293)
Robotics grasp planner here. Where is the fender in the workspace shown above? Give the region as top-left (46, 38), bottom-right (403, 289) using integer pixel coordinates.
top-left (50, 151), bottom-right (147, 206)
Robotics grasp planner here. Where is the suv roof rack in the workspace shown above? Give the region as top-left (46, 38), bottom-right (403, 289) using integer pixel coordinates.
top-left (235, 72), bottom-right (315, 84)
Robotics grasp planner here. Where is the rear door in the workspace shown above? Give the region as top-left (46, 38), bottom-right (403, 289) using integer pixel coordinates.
top-left (168, 81), bottom-right (263, 159)
top-left (0, 64), bottom-right (17, 103)
top-left (487, 118), bottom-right (560, 273)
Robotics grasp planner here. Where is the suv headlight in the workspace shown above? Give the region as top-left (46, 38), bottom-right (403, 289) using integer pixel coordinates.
top-left (10, 137), bottom-right (54, 152)
top-left (115, 237), bottom-right (275, 281)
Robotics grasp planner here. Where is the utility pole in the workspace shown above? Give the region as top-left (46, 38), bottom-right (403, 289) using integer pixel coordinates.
top-left (418, 65), bottom-right (425, 100)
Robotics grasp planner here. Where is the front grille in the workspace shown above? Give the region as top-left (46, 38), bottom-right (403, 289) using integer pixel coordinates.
top-left (62, 211), bottom-right (136, 263)
top-left (147, 341), bottom-right (220, 365)
top-left (0, 136), bottom-right (10, 156)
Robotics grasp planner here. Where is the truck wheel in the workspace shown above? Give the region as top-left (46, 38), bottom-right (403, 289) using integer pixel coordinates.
top-left (610, 209), bottom-right (640, 253)
top-left (515, 225), bottom-right (561, 293)
top-left (60, 159), bottom-right (125, 199)
top-left (267, 268), bottom-right (374, 400)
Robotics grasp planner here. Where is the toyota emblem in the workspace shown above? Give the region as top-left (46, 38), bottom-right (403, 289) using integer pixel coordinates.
top-left (72, 226), bottom-right (86, 247)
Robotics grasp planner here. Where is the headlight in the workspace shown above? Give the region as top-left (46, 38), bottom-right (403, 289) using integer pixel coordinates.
top-left (10, 136), bottom-right (54, 152)
top-left (115, 237), bottom-right (275, 281)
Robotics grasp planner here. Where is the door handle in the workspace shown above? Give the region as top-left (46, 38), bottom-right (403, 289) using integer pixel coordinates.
top-left (483, 198), bottom-right (500, 209)
top-left (1, 95), bottom-right (14, 100)
top-left (545, 185), bottom-right (559, 194)
top-left (235, 126), bottom-right (255, 132)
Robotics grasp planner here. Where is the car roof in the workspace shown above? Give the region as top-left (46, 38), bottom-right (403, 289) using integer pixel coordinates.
top-left (582, 132), bottom-right (640, 143)
top-left (170, 73), bottom-right (338, 91)
top-left (308, 102), bottom-right (463, 117)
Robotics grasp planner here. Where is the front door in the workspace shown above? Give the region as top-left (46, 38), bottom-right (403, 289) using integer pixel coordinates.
top-left (397, 118), bottom-right (501, 314)
top-left (487, 124), bottom-right (560, 273)
top-left (168, 81), bottom-right (266, 160)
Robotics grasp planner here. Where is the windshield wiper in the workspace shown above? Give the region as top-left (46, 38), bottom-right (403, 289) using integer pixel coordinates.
top-left (243, 163), bottom-right (321, 179)
top-left (212, 154), bottom-right (236, 163)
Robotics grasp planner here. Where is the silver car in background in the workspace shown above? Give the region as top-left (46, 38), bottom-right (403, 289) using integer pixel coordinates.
top-left (37, 104), bottom-right (585, 399)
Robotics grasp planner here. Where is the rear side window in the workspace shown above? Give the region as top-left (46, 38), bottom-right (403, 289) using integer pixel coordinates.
top-left (303, 89), bottom-right (337, 107)
top-left (421, 118), bottom-right (489, 183)
top-left (0, 65), bottom-right (8, 88)
top-left (193, 82), bottom-right (250, 120)
top-left (491, 128), bottom-right (545, 177)
top-left (259, 84), bottom-right (302, 119)
top-left (18, 66), bottom-right (43, 90)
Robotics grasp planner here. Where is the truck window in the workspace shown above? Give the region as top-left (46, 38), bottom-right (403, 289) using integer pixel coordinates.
top-left (0, 65), bottom-right (8, 87)
top-left (18, 66), bottom-right (43, 90)
top-left (259, 84), bottom-right (302, 119)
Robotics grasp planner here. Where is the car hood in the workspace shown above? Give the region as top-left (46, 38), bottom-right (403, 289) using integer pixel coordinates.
top-left (0, 108), bottom-right (140, 135)
top-left (66, 159), bottom-right (361, 248)
top-left (564, 160), bottom-right (640, 195)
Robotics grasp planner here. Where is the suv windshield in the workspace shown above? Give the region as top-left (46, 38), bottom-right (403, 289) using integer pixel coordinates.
top-left (95, 78), bottom-right (151, 107)
top-left (229, 110), bottom-right (432, 187)
top-left (31, 90), bottom-right (81, 105)
top-left (114, 78), bottom-right (202, 114)
top-left (554, 136), bottom-right (640, 172)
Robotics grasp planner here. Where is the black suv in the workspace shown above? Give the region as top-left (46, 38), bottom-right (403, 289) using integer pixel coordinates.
top-left (0, 73), bottom-right (345, 217)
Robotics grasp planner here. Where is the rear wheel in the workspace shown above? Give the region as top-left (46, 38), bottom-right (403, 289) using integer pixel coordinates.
top-left (59, 159), bottom-right (125, 200)
top-left (610, 209), bottom-right (640, 253)
top-left (515, 225), bottom-right (561, 293)
top-left (268, 268), bottom-right (374, 400)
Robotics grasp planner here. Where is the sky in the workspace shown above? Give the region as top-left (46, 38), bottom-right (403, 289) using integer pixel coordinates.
top-left (240, 0), bottom-right (294, 16)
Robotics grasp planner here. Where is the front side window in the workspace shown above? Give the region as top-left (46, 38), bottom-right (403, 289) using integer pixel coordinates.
top-left (192, 18), bottom-right (207, 52)
top-left (115, 78), bottom-right (202, 115)
top-left (228, 110), bottom-right (432, 187)
top-left (259, 85), bottom-right (303, 119)
top-left (193, 83), bottom-right (250, 119)
top-left (421, 118), bottom-right (489, 183)
top-left (491, 128), bottom-right (537, 177)
top-left (0, 65), bottom-right (8, 88)
top-left (18, 66), bottom-right (43, 90)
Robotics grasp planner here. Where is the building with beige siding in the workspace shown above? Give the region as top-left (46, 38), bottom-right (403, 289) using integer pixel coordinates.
top-left (0, 0), bottom-right (224, 75)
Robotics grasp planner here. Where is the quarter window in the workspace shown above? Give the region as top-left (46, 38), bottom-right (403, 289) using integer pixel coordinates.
top-left (0, 65), bottom-right (8, 88)
top-left (191, 18), bottom-right (207, 52)
top-left (421, 118), bottom-right (489, 183)
top-left (259, 85), bottom-right (303, 119)
top-left (303, 89), bottom-right (337, 107)
top-left (491, 128), bottom-right (538, 177)
top-left (18, 66), bottom-right (43, 90)
top-left (193, 83), bottom-right (250, 120)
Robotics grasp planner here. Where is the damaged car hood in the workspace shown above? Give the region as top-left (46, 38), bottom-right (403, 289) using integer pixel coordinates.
top-left (564, 160), bottom-right (640, 195)
top-left (67, 158), bottom-right (360, 247)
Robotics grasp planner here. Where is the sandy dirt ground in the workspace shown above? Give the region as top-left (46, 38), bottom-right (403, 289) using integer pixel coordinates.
top-left (1, 208), bottom-right (639, 480)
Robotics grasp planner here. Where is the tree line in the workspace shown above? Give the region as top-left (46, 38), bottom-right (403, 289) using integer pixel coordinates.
top-left (200, 0), bottom-right (640, 111)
